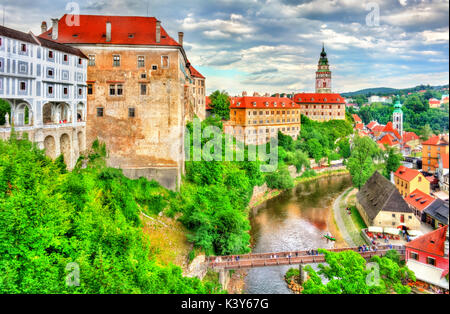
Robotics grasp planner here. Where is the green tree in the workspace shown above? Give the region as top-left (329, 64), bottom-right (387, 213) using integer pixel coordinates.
top-left (302, 249), bottom-right (414, 294)
top-left (418, 124), bottom-right (433, 141)
top-left (382, 146), bottom-right (402, 179)
top-left (209, 90), bottom-right (230, 120)
top-left (0, 99), bottom-right (11, 125)
top-left (347, 136), bottom-right (379, 189)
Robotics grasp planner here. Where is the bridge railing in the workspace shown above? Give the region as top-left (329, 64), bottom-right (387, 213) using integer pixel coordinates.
top-left (208, 248), bottom-right (406, 270)
top-left (206, 245), bottom-right (405, 264)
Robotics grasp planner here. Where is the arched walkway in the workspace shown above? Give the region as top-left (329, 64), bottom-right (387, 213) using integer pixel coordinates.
top-left (77, 102), bottom-right (85, 122)
top-left (15, 102), bottom-right (33, 126)
top-left (60, 133), bottom-right (71, 166)
top-left (42, 103), bottom-right (54, 124)
top-left (43, 135), bottom-right (56, 159)
top-left (56, 103), bottom-right (72, 123)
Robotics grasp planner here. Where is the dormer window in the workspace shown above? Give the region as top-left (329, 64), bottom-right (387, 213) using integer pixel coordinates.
top-left (311, 97), bottom-right (314, 101)
top-left (265, 102), bottom-right (269, 107)
top-left (237, 102), bottom-right (241, 106)
top-left (253, 102), bottom-right (257, 107)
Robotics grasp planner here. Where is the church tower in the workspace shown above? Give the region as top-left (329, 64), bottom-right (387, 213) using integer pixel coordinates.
top-left (393, 97), bottom-right (403, 138)
top-left (316, 44), bottom-right (332, 93)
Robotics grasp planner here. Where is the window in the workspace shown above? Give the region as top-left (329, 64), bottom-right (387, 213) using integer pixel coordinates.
top-left (97, 107), bottom-right (104, 117)
top-left (88, 55), bottom-right (96, 66)
top-left (161, 56), bottom-right (169, 68)
top-left (88, 84), bottom-right (93, 95)
top-left (410, 252), bottom-right (419, 260)
top-left (141, 73), bottom-right (147, 79)
top-left (48, 69), bottom-right (54, 77)
top-left (63, 54), bottom-right (68, 62)
top-left (152, 65), bottom-right (158, 71)
top-left (113, 55), bottom-right (120, 67)
top-left (426, 257), bottom-right (436, 266)
top-left (20, 81), bottom-right (26, 91)
top-left (117, 84), bottom-right (123, 96)
top-left (48, 50), bottom-right (54, 59)
top-left (392, 214), bottom-right (396, 218)
top-left (78, 88), bottom-right (82, 96)
top-left (138, 56), bottom-right (145, 68)
top-left (0, 37), bottom-right (2, 46)
top-left (78, 58), bottom-right (82, 65)
top-left (109, 84), bottom-right (115, 96)
top-left (140, 84), bottom-right (147, 95)
top-left (128, 107), bottom-right (135, 118)
top-left (21, 44), bottom-right (27, 52)
top-left (48, 86), bottom-right (53, 94)
top-left (63, 87), bottom-right (68, 95)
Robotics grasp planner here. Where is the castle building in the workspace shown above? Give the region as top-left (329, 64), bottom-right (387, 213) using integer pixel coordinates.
top-left (0, 25), bottom-right (87, 169)
top-left (39, 15), bottom-right (205, 190)
top-left (225, 95), bottom-right (301, 145)
top-left (294, 46), bottom-right (345, 121)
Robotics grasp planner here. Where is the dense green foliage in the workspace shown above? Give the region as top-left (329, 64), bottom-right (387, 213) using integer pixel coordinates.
top-left (209, 90), bottom-right (231, 120)
top-left (297, 115), bottom-right (354, 162)
top-left (382, 146), bottom-right (402, 179)
top-left (302, 249), bottom-right (415, 294)
top-left (178, 117), bottom-right (264, 255)
top-left (0, 136), bottom-right (221, 293)
top-left (347, 136), bottom-right (380, 189)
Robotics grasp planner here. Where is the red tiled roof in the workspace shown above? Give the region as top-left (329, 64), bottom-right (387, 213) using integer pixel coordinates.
top-left (189, 64), bottom-right (205, 79)
top-left (230, 96), bottom-right (300, 109)
top-left (394, 165), bottom-right (421, 182)
top-left (403, 131), bottom-right (419, 143)
top-left (378, 133), bottom-right (399, 147)
top-left (355, 123), bottom-right (364, 130)
top-left (382, 121), bottom-right (401, 140)
top-left (406, 225), bottom-right (448, 257)
top-left (39, 15), bottom-right (180, 47)
top-left (404, 189), bottom-right (435, 212)
top-left (422, 135), bottom-right (449, 146)
top-left (429, 99), bottom-right (441, 105)
top-left (352, 114), bottom-right (362, 123)
top-left (372, 124), bottom-right (385, 133)
top-left (205, 96), bottom-right (212, 110)
top-left (293, 93), bottom-right (345, 104)
top-left (366, 121), bottom-right (378, 130)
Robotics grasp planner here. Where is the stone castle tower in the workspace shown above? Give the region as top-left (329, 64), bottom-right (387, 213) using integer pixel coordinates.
top-left (315, 44), bottom-right (332, 93)
top-left (393, 97), bottom-right (403, 138)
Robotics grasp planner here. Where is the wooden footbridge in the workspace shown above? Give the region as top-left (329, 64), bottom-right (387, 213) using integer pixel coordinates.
top-left (207, 245), bottom-right (406, 270)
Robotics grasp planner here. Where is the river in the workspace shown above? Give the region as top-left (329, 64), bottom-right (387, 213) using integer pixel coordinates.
top-left (244, 174), bottom-right (352, 294)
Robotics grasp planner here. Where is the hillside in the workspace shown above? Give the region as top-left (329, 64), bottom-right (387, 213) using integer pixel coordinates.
top-left (341, 84), bottom-right (449, 97)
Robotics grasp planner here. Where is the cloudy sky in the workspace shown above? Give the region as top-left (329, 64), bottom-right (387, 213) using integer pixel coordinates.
top-left (2, 0), bottom-right (449, 95)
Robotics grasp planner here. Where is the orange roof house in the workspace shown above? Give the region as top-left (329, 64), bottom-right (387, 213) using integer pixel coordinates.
top-left (422, 135), bottom-right (450, 174)
top-left (405, 189), bottom-right (436, 216)
top-left (405, 225), bottom-right (448, 259)
top-left (352, 114), bottom-right (362, 123)
top-left (394, 165), bottom-right (430, 196)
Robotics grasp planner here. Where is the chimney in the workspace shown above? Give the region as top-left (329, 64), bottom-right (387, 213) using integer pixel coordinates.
top-left (275, 93), bottom-right (280, 98)
top-left (156, 20), bottom-right (161, 43)
top-left (178, 32), bottom-right (184, 46)
top-left (41, 21), bottom-right (47, 34)
top-left (51, 18), bottom-right (59, 40)
top-left (242, 91), bottom-right (247, 97)
top-left (106, 22), bottom-right (111, 42)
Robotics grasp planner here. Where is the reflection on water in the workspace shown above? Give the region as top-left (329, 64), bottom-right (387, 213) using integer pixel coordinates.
top-left (245, 174), bottom-right (352, 294)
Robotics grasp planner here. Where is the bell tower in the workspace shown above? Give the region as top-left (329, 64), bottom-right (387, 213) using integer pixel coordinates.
top-left (316, 44), bottom-right (332, 93)
top-left (393, 97), bottom-right (403, 138)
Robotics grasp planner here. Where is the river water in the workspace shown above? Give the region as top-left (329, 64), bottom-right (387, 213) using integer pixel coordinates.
top-left (244, 174), bottom-right (352, 294)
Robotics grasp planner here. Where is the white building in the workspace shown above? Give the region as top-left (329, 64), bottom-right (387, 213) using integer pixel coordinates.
top-left (0, 24), bottom-right (87, 169)
top-left (368, 95), bottom-right (392, 104)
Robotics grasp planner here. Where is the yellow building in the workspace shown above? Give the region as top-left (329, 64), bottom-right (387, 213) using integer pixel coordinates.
top-left (394, 165), bottom-right (430, 197)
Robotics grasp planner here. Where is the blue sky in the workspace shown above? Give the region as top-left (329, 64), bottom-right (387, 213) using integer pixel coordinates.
top-left (2, 0), bottom-right (449, 95)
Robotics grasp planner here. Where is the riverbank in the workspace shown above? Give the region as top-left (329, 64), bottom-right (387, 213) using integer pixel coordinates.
top-left (228, 168), bottom-right (351, 294)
